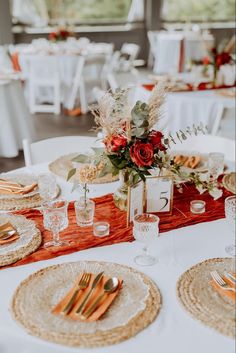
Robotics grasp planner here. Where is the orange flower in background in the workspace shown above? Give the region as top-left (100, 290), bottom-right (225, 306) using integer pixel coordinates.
top-left (49, 32), bottom-right (57, 41)
top-left (202, 56), bottom-right (210, 65)
top-left (130, 141), bottom-right (154, 167)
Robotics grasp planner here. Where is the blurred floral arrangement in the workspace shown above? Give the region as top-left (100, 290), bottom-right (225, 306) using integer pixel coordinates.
top-left (48, 28), bottom-right (72, 42)
top-left (201, 47), bottom-right (233, 84)
top-left (68, 84), bottom-right (223, 205)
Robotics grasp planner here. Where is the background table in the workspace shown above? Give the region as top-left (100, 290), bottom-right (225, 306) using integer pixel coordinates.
top-left (0, 162), bottom-right (234, 353)
top-left (0, 79), bottom-right (34, 157)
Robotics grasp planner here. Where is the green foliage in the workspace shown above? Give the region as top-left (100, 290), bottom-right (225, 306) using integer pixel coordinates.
top-left (67, 168), bottom-right (76, 181)
top-left (131, 101), bottom-right (150, 138)
top-left (72, 154), bottom-right (90, 163)
top-left (163, 0), bottom-right (235, 22)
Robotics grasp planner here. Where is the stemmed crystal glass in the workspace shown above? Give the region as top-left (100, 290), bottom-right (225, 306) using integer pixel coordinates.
top-left (208, 152), bottom-right (224, 180)
top-left (225, 196), bottom-right (236, 257)
top-left (42, 200), bottom-right (69, 248)
top-left (133, 213), bottom-right (159, 266)
top-left (38, 173), bottom-right (57, 201)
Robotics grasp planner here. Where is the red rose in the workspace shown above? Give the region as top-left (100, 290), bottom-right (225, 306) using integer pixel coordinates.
top-left (60, 30), bottom-right (70, 39)
top-left (104, 134), bottom-right (127, 152)
top-left (215, 52), bottom-right (231, 68)
top-left (130, 141), bottom-right (154, 167)
top-left (148, 130), bottom-right (166, 151)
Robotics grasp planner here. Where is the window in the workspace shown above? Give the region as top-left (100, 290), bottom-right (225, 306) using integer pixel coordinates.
top-left (46, 0), bottom-right (132, 23)
top-left (11, 0), bottom-right (144, 26)
top-left (162, 0), bottom-right (235, 22)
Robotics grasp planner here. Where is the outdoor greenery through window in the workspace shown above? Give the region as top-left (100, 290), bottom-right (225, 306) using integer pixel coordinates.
top-left (162, 0), bottom-right (235, 22)
top-left (46, 0), bottom-right (132, 23)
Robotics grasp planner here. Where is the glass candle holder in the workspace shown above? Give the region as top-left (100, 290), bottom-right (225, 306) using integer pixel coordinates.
top-left (190, 200), bottom-right (206, 214)
top-left (74, 198), bottom-right (95, 227)
top-left (93, 222), bottom-right (110, 237)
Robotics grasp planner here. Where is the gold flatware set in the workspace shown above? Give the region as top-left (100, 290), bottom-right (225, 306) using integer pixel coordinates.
top-left (59, 271), bottom-right (120, 320)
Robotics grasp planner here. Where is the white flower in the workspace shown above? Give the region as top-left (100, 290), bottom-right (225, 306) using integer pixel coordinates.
top-left (196, 185), bottom-right (206, 194)
top-left (209, 188), bottom-right (223, 200)
top-left (199, 172), bottom-right (210, 182)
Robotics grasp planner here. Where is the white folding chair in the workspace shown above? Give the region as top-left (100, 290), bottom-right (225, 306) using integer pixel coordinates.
top-left (63, 56), bottom-right (86, 112)
top-left (152, 31), bottom-right (184, 74)
top-left (170, 135), bottom-right (235, 162)
top-left (211, 106), bottom-right (236, 140)
top-left (22, 136), bottom-right (97, 166)
top-left (28, 55), bottom-right (61, 114)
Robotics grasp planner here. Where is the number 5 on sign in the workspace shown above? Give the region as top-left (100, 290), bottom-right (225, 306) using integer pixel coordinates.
top-left (145, 176), bottom-right (173, 214)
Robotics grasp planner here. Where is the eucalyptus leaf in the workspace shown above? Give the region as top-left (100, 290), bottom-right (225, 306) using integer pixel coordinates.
top-left (71, 154), bottom-right (90, 163)
top-left (67, 168), bottom-right (76, 181)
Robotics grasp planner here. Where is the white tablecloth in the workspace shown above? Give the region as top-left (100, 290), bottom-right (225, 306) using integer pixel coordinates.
top-left (166, 89), bottom-right (235, 133)
top-left (133, 86), bottom-right (235, 135)
top-left (0, 80), bottom-right (34, 158)
top-left (0, 162), bottom-right (235, 353)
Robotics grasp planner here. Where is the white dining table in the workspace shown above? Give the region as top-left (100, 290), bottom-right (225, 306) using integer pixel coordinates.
top-left (133, 86), bottom-right (235, 136)
top-left (0, 162), bottom-right (235, 353)
top-left (0, 79), bottom-right (34, 158)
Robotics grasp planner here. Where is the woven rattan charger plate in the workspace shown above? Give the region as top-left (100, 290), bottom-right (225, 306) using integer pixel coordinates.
top-left (0, 214), bottom-right (42, 267)
top-left (222, 172), bottom-right (236, 194)
top-left (176, 258), bottom-right (235, 338)
top-left (11, 261), bottom-right (161, 348)
top-left (49, 153), bottom-right (118, 184)
top-left (0, 185), bottom-right (60, 211)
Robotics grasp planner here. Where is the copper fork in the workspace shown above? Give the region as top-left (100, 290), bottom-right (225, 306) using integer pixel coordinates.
top-left (62, 273), bottom-right (91, 315)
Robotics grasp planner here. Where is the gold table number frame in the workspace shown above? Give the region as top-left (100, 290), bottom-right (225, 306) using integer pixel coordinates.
top-left (145, 175), bottom-right (174, 215)
top-left (127, 175), bottom-right (174, 225)
top-left (127, 180), bottom-right (145, 225)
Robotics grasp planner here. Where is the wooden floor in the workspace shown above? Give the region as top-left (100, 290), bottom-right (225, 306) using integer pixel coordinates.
top-left (0, 111), bottom-right (95, 173)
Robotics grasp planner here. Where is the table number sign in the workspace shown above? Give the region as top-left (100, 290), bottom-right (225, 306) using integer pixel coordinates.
top-left (145, 176), bottom-right (173, 214)
top-left (127, 180), bottom-right (145, 224)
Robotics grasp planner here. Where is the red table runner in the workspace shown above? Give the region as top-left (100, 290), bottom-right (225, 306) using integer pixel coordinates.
top-left (3, 183), bottom-right (231, 269)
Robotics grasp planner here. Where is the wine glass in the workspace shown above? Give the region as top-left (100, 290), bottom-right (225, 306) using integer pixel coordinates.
top-left (38, 173), bottom-right (57, 201)
top-left (225, 196), bottom-right (236, 257)
top-left (133, 213), bottom-right (159, 266)
top-left (208, 153), bottom-right (224, 180)
top-left (42, 200), bottom-right (69, 248)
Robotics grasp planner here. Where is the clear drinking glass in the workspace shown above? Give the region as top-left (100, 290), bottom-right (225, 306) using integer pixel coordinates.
top-left (225, 196), bottom-right (236, 257)
top-left (74, 198), bottom-right (95, 227)
top-left (133, 213), bottom-right (159, 266)
top-left (42, 200), bottom-right (69, 248)
top-left (208, 153), bottom-right (224, 180)
top-left (38, 173), bottom-right (57, 201)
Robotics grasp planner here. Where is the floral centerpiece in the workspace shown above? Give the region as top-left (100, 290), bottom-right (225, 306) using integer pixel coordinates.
top-left (202, 47), bottom-right (233, 86)
top-left (49, 28), bottom-right (72, 42)
top-left (87, 85), bottom-right (222, 209)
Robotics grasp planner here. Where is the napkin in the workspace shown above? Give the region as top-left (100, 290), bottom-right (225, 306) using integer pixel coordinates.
top-left (0, 222), bottom-right (19, 245)
top-left (52, 273), bottom-right (123, 322)
top-left (0, 179), bottom-right (38, 195)
top-left (211, 275), bottom-right (236, 301)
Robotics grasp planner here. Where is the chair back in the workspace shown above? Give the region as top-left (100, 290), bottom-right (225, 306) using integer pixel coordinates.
top-left (23, 136), bottom-right (97, 166)
top-left (120, 43), bottom-right (140, 61)
top-left (28, 55), bottom-right (60, 83)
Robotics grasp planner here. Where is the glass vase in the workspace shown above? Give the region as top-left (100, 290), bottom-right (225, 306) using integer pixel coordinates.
top-left (113, 170), bottom-right (130, 211)
top-left (74, 197), bottom-right (95, 227)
